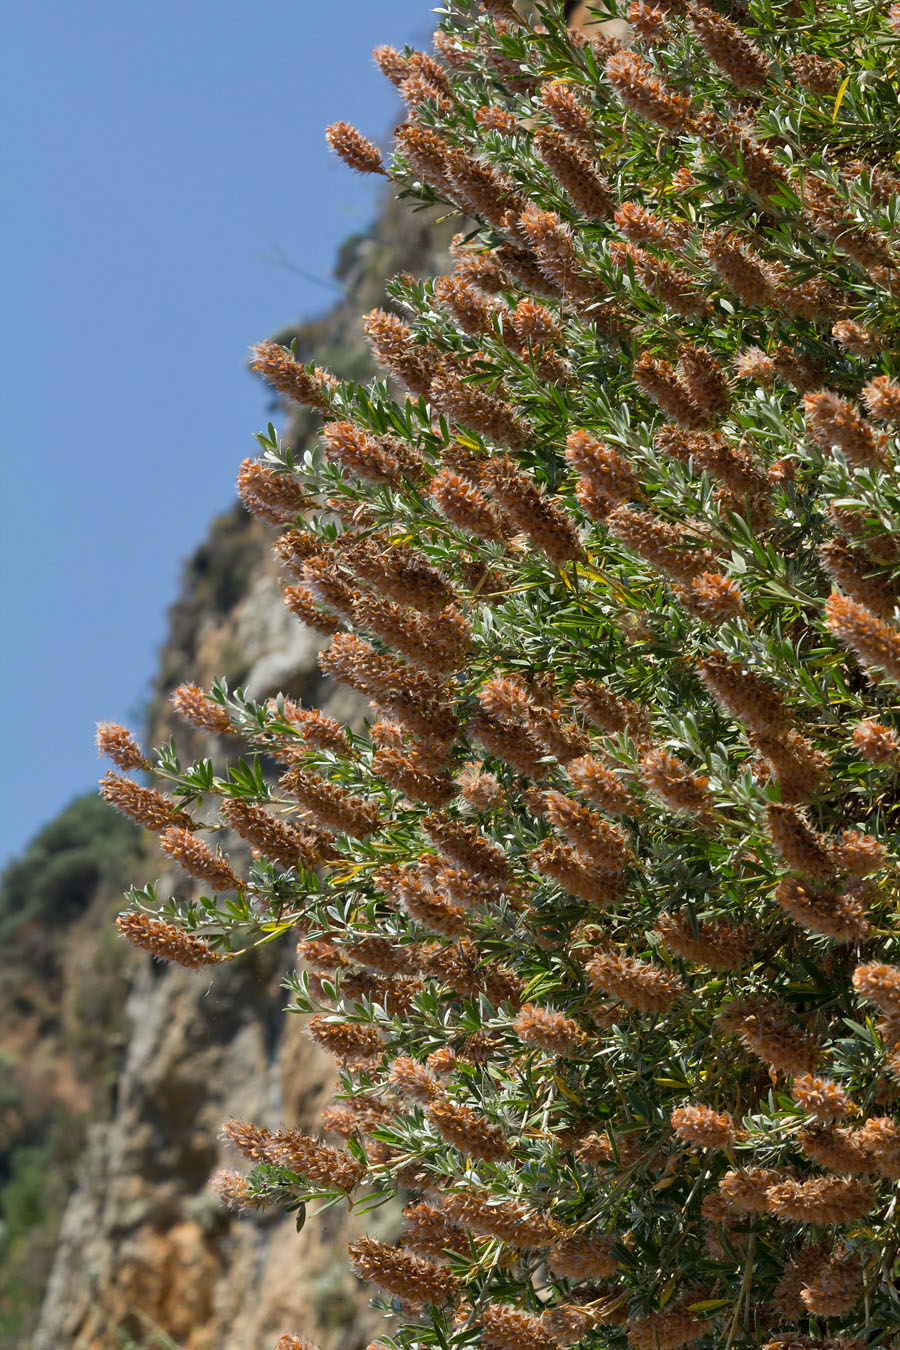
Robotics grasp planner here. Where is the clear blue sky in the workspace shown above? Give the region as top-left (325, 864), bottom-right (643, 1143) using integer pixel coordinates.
top-left (1, 0), bottom-right (429, 865)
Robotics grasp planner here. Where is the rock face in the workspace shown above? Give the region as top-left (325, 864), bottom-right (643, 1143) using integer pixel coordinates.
top-left (30, 190), bottom-right (449, 1349)
top-left (35, 951), bottom-right (380, 1350)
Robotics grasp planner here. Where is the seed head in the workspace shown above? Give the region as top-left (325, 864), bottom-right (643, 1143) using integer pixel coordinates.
top-left (373, 44), bottom-right (410, 87)
top-left (820, 540), bottom-right (899, 620)
top-left (325, 121), bottom-right (384, 175)
top-left (628, 2), bottom-right (669, 44)
top-left (605, 51), bottom-right (689, 131)
top-left (804, 390), bottom-right (883, 468)
top-left (209, 1169), bottom-right (261, 1213)
top-left (571, 679), bottom-right (651, 740)
top-left (671, 1103), bottom-right (736, 1149)
top-left (626, 1303), bottom-right (705, 1350)
top-left (655, 912), bottom-right (754, 971)
top-left (514, 1003), bottom-right (583, 1055)
top-left (697, 653), bottom-right (794, 736)
top-left (704, 230), bottom-right (775, 306)
top-left (116, 912), bottom-right (223, 968)
top-left (428, 1098), bottom-right (510, 1162)
top-left (250, 340), bottom-right (332, 412)
top-left (429, 367), bottom-right (531, 451)
top-left (159, 827), bottom-right (241, 893)
top-left (280, 767), bottom-right (380, 839)
top-left (766, 1175), bottom-right (874, 1224)
top-left (308, 1015), bottom-right (384, 1066)
top-left (100, 771), bottom-right (196, 832)
top-left (587, 953), bottom-right (683, 1015)
top-left (734, 346), bottom-right (776, 386)
top-left (540, 81), bottom-right (593, 144)
top-left (96, 722), bottom-right (149, 772)
top-left (481, 456), bottom-right (581, 563)
top-left (546, 1233), bottom-right (616, 1281)
top-left (681, 571), bottom-right (744, 624)
top-left (362, 307), bottom-right (441, 396)
top-left (402, 1200), bottom-right (466, 1258)
top-left (221, 799), bottom-right (333, 869)
top-left (443, 1190), bottom-right (561, 1249)
top-left (688, 4), bottom-right (769, 87)
top-left (721, 996), bottom-right (819, 1076)
top-left (775, 878), bottom-right (869, 942)
top-left (792, 1074), bottom-right (856, 1123)
top-left (825, 591), bottom-right (900, 683)
top-left (283, 586), bottom-right (342, 635)
top-left (863, 374), bottom-right (900, 421)
top-left (791, 50), bottom-right (842, 95)
top-left (853, 961), bottom-right (900, 1018)
top-left (640, 749), bottom-right (711, 815)
top-left (718, 1167), bottom-right (791, 1214)
top-left (349, 1236), bottom-right (460, 1306)
top-left (172, 684), bottom-right (233, 736)
top-left (853, 718), bottom-right (899, 763)
top-left (431, 467), bottom-right (511, 542)
top-left (535, 130), bottom-right (613, 218)
top-left (388, 1055), bottom-right (441, 1103)
top-left (607, 505), bottom-right (716, 586)
top-left (633, 354), bottom-right (703, 427)
top-left (800, 1247), bottom-right (862, 1316)
top-left (457, 762), bottom-right (503, 810)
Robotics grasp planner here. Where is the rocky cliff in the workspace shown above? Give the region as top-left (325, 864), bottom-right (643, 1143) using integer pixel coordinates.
top-left (3, 188), bottom-right (452, 1350)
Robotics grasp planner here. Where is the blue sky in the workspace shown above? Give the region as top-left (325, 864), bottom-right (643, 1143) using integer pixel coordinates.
top-left (1, 0), bottom-right (429, 864)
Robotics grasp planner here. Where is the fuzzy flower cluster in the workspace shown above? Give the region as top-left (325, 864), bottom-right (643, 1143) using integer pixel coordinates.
top-left (99, 2), bottom-right (900, 1346)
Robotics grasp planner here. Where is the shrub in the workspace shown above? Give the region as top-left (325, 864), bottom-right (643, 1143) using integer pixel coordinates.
top-left (101, 1), bottom-right (900, 1346)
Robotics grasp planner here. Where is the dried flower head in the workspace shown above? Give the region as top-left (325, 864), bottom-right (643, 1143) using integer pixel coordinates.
top-left (100, 771), bottom-right (195, 832)
top-left (825, 591), bottom-right (900, 683)
top-left (792, 1074), bottom-right (856, 1123)
top-left (721, 996), bottom-right (819, 1076)
top-left (853, 719), bottom-right (899, 763)
top-left (640, 749), bottom-right (711, 814)
top-left (804, 390), bottom-right (883, 468)
top-left (862, 374), bottom-right (900, 421)
top-left (627, 1303), bottom-right (705, 1350)
top-left (443, 1189), bottom-right (561, 1250)
top-left (535, 130), bottom-right (613, 218)
top-left (655, 912), bottom-right (754, 971)
top-left (633, 354), bottom-right (703, 427)
top-left (456, 761), bottom-right (503, 810)
top-left (718, 1167), bottom-right (791, 1214)
top-left (349, 1236), bottom-right (460, 1306)
top-left (775, 877), bottom-right (869, 942)
top-left (307, 1015), bottom-right (384, 1065)
top-left (172, 684), bottom-right (233, 735)
top-left (605, 51), bottom-right (689, 131)
top-left (428, 1098), bottom-right (510, 1162)
top-left (688, 4), bottom-right (770, 87)
top-left (671, 1103), bottom-right (736, 1149)
top-left (116, 912), bottom-right (224, 968)
top-left (96, 722), bottom-right (149, 771)
top-left (159, 826), bottom-right (242, 893)
top-left (587, 953), bottom-right (683, 1014)
top-left (250, 340), bottom-right (332, 412)
top-left (514, 1003), bottom-right (583, 1055)
top-left (800, 1247), bottom-right (862, 1316)
top-left (766, 1175), bottom-right (874, 1224)
top-left (325, 121), bottom-right (385, 175)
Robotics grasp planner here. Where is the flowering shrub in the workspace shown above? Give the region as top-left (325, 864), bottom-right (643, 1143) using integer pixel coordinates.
top-left (98, 0), bottom-right (900, 1345)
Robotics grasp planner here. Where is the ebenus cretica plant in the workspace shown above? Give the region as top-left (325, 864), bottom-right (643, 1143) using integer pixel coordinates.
top-left (97, 0), bottom-right (900, 1345)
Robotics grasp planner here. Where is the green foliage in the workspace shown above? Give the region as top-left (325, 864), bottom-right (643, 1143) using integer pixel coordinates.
top-left (106, 1), bottom-right (900, 1346)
